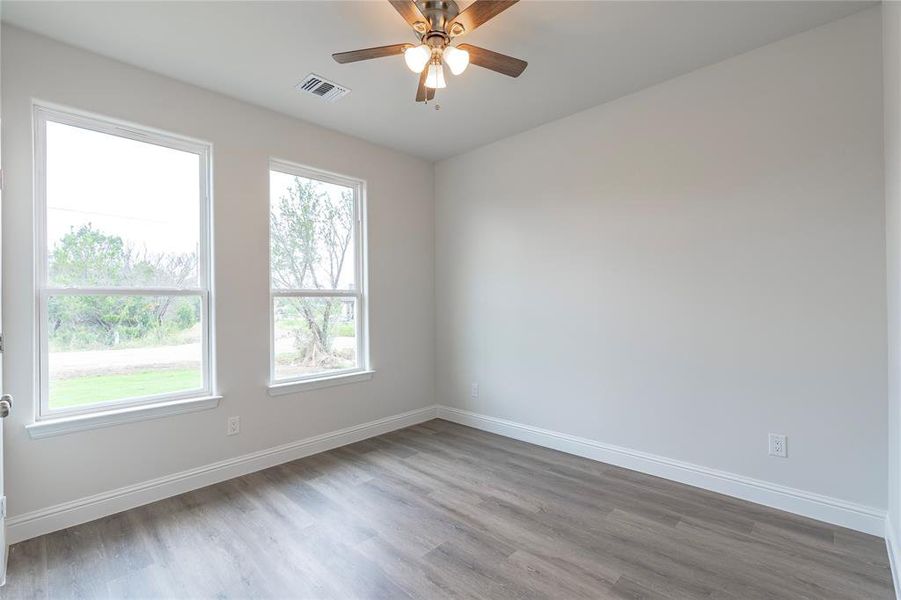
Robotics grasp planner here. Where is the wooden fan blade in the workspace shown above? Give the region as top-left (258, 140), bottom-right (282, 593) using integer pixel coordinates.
top-left (388, 0), bottom-right (429, 32)
top-left (446, 0), bottom-right (518, 37)
top-left (457, 44), bottom-right (527, 77)
top-left (332, 43), bottom-right (410, 64)
top-left (415, 68), bottom-right (436, 102)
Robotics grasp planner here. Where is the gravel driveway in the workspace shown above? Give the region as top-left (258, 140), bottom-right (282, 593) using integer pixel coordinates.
top-left (50, 343), bottom-right (201, 378)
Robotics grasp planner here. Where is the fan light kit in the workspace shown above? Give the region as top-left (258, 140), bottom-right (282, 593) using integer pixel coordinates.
top-left (333, 0), bottom-right (527, 103)
top-left (425, 61), bottom-right (447, 89)
top-left (404, 44), bottom-right (431, 73)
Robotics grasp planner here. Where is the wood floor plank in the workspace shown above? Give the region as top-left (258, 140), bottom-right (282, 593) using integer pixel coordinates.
top-left (3, 537), bottom-right (48, 600)
top-left (3, 419), bottom-right (894, 599)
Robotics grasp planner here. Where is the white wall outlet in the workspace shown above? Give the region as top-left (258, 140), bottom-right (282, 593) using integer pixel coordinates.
top-left (227, 416), bottom-right (240, 436)
top-left (470, 382), bottom-right (479, 401)
top-left (768, 433), bottom-right (787, 458)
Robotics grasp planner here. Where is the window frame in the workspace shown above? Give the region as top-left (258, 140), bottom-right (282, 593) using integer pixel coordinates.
top-left (268, 158), bottom-right (369, 388)
top-left (33, 104), bottom-right (215, 420)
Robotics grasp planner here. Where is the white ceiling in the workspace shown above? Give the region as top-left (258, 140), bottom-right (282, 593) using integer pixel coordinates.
top-left (2, 1), bottom-right (874, 160)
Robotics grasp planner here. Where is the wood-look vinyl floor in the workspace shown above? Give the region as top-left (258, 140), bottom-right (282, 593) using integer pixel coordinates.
top-left (3, 419), bottom-right (894, 599)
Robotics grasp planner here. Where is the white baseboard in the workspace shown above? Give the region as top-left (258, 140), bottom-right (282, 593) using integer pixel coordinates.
top-left (436, 406), bottom-right (887, 537)
top-left (887, 517), bottom-right (901, 599)
top-left (6, 405), bottom-right (439, 544)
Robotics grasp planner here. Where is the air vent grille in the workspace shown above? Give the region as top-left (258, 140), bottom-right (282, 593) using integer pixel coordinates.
top-left (296, 74), bottom-right (350, 102)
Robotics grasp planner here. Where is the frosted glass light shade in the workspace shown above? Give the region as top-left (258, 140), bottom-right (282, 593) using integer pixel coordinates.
top-left (443, 45), bottom-right (470, 75)
top-left (425, 63), bottom-right (447, 88)
top-left (404, 44), bottom-right (431, 73)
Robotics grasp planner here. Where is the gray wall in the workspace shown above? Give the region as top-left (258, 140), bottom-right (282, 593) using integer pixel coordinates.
top-left (885, 0), bottom-right (901, 549)
top-left (1, 26), bottom-right (435, 519)
top-left (435, 8), bottom-right (887, 509)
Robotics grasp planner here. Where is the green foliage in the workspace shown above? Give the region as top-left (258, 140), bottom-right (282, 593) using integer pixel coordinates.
top-left (51, 225), bottom-right (127, 286)
top-left (335, 322), bottom-right (355, 337)
top-left (175, 301), bottom-right (199, 330)
top-left (48, 224), bottom-right (201, 351)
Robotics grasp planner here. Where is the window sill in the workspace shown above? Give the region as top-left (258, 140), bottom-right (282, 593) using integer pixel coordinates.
top-left (268, 370), bottom-right (375, 396)
top-left (26, 395), bottom-right (222, 439)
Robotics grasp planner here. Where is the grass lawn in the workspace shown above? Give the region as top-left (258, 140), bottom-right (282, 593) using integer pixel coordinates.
top-left (50, 368), bottom-right (202, 409)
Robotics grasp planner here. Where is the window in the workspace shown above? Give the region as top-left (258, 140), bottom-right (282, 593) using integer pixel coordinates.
top-left (35, 106), bottom-right (213, 419)
top-left (269, 160), bottom-right (367, 386)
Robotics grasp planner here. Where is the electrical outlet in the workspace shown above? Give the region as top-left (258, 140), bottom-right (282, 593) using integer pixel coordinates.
top-left (768, 433), bottom-right (787, 458)
top-left (227, 416), bottom-right (240, 436)
top-left (470, 382), bottom-right (479, 401)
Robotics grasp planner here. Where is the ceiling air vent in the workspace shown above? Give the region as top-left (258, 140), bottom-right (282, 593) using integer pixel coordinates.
top-left (296, 73), bottom-right (350, 103)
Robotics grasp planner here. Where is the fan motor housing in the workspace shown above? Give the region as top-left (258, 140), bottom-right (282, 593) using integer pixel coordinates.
top-left (416, 0), bottom-right (460, 35)
top-left (424, 31), bottom-right (449, 51)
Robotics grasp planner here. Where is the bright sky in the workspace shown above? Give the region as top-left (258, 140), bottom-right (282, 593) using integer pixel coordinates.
top-left (46, 121), bottom-right (200, 256)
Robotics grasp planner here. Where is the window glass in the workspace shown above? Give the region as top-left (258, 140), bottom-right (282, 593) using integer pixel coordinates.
top-left (273, 297), bottom-right (358, 380)
top-left (37, 108), bottom-right (211, 416)
top-left (47, 295), bottom-right (204, 410)
top-left (269, 163), bottom-right (365, 383)
top-left (46, 121), bottom-right (200, 288)
top-left (270, 170), bottom-right (356, 291)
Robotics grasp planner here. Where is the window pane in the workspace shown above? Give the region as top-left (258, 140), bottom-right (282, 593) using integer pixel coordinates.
top-left (46, 121), bottom-right (201, 288)
top-left (270, 170), bottom-right (356, 291)
top-left (47, 294), bottom-right (203, 410)
top-left (273, 296), bottom-right (357, 379)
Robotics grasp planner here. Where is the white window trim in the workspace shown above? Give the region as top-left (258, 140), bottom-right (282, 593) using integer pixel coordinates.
top-left (267, 158), bottom-right (370, 393)
top-left (25, 395), bottom-right (222, 439)
top-left (33, 103), bottom-right (216, 423)
top-left (267, 370), bottom-right (374, 396)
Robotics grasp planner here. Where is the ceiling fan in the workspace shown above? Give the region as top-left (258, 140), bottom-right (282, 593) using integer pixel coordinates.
top-left (332, 0), bottom-right (527, 103)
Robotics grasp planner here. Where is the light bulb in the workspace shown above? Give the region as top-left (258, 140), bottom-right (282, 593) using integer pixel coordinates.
top-left (443, 45), bottom-right (469, 75)
top-left (404, 44), bottom-right (431, 73)
top-left (425, 62), bottom-right (447, 89)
